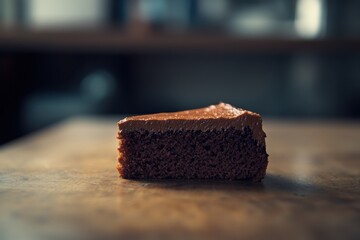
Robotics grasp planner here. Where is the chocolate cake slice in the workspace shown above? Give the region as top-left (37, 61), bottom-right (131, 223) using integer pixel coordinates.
top-left (117, 103), bottom-right (268, 181)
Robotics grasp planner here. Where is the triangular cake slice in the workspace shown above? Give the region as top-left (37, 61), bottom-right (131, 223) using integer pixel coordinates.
top-left (117, 103), bottom-right (268, 181)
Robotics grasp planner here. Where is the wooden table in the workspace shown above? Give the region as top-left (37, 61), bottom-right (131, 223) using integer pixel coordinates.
top-left (0, 118), bottom-right (359, 240)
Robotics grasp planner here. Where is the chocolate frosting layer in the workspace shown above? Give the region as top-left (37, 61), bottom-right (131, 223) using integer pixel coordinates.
top-left (118, 103), bottom-right (266, 144)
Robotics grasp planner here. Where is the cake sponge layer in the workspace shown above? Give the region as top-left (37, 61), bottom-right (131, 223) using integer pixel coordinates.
top-left (118, 127), bottom-right (268, 181)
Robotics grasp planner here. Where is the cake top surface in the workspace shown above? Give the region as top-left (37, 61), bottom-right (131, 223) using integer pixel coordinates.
top-left (122, 103), bottom-right (258, 121)
top-left (118, 103), bottom-right (266, 144)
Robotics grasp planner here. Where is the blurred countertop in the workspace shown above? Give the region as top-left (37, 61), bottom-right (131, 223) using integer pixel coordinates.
top-left (1, 28), bottom-right (360, 53)
top-left (0, 117), bottom-right (359, 240)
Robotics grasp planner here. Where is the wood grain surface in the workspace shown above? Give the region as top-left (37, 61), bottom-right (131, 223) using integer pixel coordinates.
top-left (0, 118), bottom-right (359, 240)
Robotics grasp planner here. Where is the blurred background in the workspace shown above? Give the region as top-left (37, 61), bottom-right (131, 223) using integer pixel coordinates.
top-left (0, 0), bottom-right (359, 145)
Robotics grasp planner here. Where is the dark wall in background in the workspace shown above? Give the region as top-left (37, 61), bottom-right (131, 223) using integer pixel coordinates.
top-left (1, 51), bottom-right (359, 144)
top-left (1, 0), bottom-right (360, 144)
top-left (130, 53), bottom-right (360, 117)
